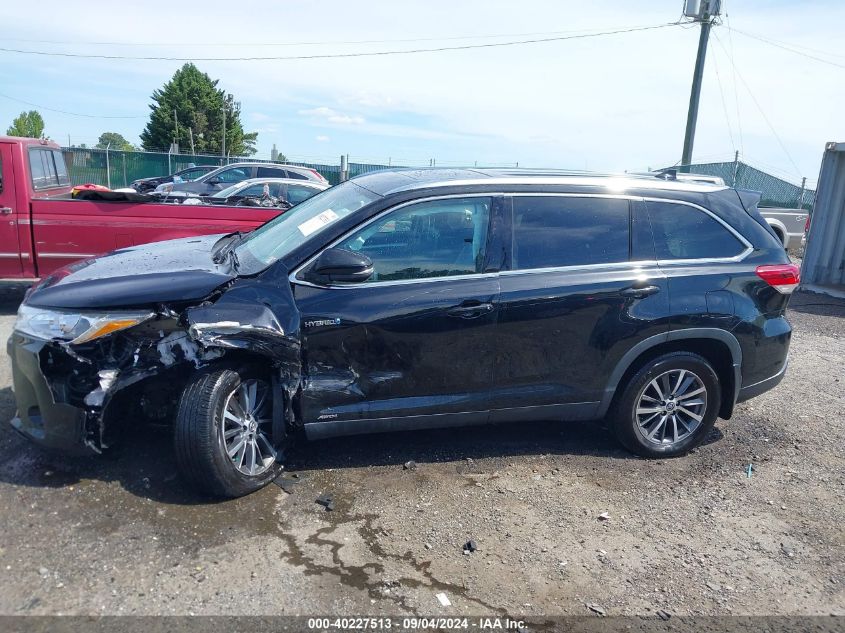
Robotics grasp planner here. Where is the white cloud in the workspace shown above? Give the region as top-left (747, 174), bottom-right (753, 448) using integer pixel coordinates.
top-left (298, 106), bottom-right (365, 126)
top-left (316, 135), bottom-right (330, 142)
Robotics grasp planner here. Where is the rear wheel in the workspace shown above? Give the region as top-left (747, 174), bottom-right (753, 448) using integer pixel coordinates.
top-left (174, 367), bottom-right (283, 497)
top-left (610, 352), bottom-right (721, 457)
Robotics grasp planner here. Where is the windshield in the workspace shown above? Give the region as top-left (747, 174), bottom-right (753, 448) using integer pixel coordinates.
top-left (234, 181), bottom-right (379, 273)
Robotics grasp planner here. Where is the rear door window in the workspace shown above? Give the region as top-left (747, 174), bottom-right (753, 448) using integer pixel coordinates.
top-left (511, 196), bottom-right (630, 269)
top-left (283, 170), bottom-right (308, 180)
top-left (257, 166), bottom-right (286, 178)
top-left (646, 200), bottom-right (745, 260)
top-left (216, 167), bottom-right (250, 183)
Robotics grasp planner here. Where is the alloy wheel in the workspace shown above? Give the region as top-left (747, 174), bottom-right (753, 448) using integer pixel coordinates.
top-left (220, 379), bottom-right (276, 476)
top-left (634, 369), bottom-right (707, 446)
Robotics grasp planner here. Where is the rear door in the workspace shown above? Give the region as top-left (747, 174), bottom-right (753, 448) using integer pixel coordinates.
top-left (492, 194), bottom-right (669, 420)
top-left (294, 195), bottom-right (501, 431)
top-left (0, 142), bottom-right (23, 277)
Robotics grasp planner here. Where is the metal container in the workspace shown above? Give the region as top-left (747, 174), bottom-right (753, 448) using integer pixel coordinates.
top-left (801, 142), bottom-right (845, 295)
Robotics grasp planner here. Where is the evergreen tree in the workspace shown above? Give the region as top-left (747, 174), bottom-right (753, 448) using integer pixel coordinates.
top-left (140, 63), bottom-right (258, 156)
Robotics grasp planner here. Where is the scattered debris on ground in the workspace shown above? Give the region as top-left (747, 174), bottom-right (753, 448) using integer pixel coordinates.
top-left (315, 494), bottom-right (335, 511)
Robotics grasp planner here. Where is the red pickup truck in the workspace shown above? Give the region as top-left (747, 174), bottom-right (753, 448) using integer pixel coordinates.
top-left (0, 136), bottom-right (290, 281)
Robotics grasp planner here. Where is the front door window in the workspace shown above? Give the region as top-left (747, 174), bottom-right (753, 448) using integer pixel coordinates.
top-left (335, 197), bottom-right (491, 282)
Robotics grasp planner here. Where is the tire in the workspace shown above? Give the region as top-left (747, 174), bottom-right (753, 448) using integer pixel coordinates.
top-left (174, 367), bottom-right (283, 497)
top-left (610, 352), bottom-right (721, 458)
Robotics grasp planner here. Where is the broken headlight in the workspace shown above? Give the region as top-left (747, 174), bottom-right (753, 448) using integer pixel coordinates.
top-left (14, 305), bottom-right (154, 345)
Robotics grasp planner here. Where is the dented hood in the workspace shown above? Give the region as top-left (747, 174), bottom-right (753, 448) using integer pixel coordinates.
top-left (27, 234), bottom-right (236, 310)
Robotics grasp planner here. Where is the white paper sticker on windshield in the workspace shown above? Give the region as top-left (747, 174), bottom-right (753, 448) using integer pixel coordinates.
top-left (298, 209), bottom-right (339, 237)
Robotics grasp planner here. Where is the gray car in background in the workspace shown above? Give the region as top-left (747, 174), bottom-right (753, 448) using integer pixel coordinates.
top-left (155, 162), bottom-right (328, 195)
top-left (178, 178), bottom-right (328, 206)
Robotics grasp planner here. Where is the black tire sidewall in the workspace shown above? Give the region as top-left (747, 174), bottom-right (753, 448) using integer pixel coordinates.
top-left (613, 353), bottom-right (721, 458)
top-left (177, 368), bottom-right (283, 498)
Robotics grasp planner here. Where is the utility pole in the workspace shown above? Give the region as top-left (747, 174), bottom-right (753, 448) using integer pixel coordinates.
top-left (173, 109), bottom-right (179, 153)
top-left (680, 0), bottom-right (721, 172)
top-left (221, 100), bottom-right (227, 160)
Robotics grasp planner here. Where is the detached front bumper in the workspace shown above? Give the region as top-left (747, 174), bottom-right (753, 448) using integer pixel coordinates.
top-left (6, 333), bottom-right (94, 454)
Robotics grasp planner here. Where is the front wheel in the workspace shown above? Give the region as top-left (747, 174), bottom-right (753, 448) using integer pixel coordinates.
top-left (174, 368), bottom-right (283, 497)
top-left (610, 352), bottom-right (721, 458)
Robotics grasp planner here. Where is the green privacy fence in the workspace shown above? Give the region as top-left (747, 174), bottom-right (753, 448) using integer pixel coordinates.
top-left (675, 160), bottom-right (814, 211)
top-left (61, 148), bottom-right (814, 211)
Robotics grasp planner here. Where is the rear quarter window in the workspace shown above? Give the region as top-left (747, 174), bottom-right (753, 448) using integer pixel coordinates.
top-left (646, 200), bottom-right (746, 260)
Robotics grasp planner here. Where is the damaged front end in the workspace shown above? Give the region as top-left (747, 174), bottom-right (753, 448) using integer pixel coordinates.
top-left (8, 270), bottom-right (302, 455)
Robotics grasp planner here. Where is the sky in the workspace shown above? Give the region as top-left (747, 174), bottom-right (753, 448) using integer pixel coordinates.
top-left (1, 0), bottom-right (842, 186)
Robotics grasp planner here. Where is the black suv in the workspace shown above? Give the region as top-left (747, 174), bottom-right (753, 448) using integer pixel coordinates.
top-left (7, 169), bottom-right (797, 497)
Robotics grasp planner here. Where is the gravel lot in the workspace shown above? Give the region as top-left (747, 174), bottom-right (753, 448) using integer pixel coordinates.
top-left (0, 285), bottom-right (842, 618)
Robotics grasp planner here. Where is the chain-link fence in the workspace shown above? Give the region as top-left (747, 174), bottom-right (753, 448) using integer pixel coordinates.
top-left (61, 148), bottom-right (814, 212)
top-left (676, 160), bottom-right (814, 211)
top-left (60, 148), bottom-right (401, 188)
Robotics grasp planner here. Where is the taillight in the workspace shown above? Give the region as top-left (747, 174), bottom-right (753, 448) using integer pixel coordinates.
top-left (756, 264), bottom-right (800, 294)
top-left (805, 215), bottom-right (810, 233)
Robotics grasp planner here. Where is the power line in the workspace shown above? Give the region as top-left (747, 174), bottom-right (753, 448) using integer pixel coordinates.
top-left (727, 25), bottom-right (845, 70)
top-left (0, 22), bottom-right (683, 62)
top-left (0, 91), bottom-right (145, 118)
top-left (709, 41), bottom-right (736, 153)
top-left (2, 24), bottom-right (681, 48)
top-left (712, 32), bottom-right (802, 178)
top-left (722, 2), bottom-right (744, 154)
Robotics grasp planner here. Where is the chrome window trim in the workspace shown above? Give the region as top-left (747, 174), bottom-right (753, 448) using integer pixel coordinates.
top-left (290, 193), bottom-right (501, 289)
top-left (498, 259), bottom-right (659, 278)
top-left (290, 191), bottom-right (753, 290)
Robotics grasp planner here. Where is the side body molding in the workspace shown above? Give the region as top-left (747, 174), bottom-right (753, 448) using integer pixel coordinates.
top-left (595, 328), bottom-right (743, 418)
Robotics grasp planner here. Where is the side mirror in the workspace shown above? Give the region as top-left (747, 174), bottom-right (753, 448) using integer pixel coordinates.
top-left (308, 248), bottom-right (373, 284)
top-left (206, 178), bottom-right (220, 185)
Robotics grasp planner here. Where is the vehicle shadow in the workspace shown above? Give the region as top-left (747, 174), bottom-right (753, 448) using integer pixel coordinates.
top-left (789, 289), bottom-right (845, 317)
top-left (0, 285), bottom-right (29, 316)
top-left (0, 382), bottom-right (643, 506)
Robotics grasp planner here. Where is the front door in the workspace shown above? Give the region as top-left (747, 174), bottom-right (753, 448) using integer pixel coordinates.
top-left (293, 195), bottom-right (501, 434)
top-left (0, 143), bottom-right (23, 278)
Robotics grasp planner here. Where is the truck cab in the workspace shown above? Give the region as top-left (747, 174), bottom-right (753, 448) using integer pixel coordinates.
top-left (0, 137), bottom-right (72, 279)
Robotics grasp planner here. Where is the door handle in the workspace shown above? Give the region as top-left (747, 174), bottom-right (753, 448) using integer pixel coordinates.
top-left (447, 301), bottom-right (494, 319)
top-left (0, 207), bottom-right (11, 215)
top-left (621, 285), bottom-right (660, 298)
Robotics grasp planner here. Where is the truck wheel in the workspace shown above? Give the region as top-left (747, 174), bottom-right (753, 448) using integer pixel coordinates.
top-left (174, 367), bottom-right (283, 497)
top-left (610, 352), bottom-right (721, 458)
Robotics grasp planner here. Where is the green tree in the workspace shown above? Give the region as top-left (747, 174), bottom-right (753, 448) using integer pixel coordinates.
top-left (96, 132), bottom-right (135, 151)
top-left (140, 63), bottom-right (258, 156)
top-left (6, 110), bottom-right (46, 138)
